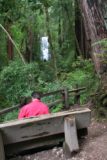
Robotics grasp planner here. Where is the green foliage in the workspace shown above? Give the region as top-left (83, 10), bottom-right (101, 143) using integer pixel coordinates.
top-left (0, 60), bottom-right (56, 107)
top-left (92, 38), bottom-right (107, 67)
top-left (0, 0), bottom-right (76, 75)
top-left (0, 28), bottom-right (8, 70)
top-left (0, 0), bottom-right (100, 122)
top-left (11, 24), bottom-right (24, 50)
top-left (0, 61), bottom-right (39, 105)
top-left (41, 59), bottom-right (99, 105)
top-left (0, 59), bottom-right (100, 122)
top-left (51, 104), bottom-right (63, 113)
top-left (0, 110), bottom-right (18, 122)
top-left (60, 58), bottom-right (99, 104)
top-left (92, 38), bottom-right (107, 47)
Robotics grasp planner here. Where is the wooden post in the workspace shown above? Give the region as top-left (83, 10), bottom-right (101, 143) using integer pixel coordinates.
top-left (64, 117), bottom-right (79, 157)
top-left (74, 84), bottom-right (80, 105)
top-left (62, 88), bottom-right (69, 109)
top-left (0, 132), bottom-right (5, 160)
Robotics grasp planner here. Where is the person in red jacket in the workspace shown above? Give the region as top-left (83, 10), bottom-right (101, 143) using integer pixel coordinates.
top-left (18, 91), bottom-right (49, 119)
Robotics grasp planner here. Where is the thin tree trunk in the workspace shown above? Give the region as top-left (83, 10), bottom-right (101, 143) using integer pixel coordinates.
top-left (0, 24), bottom-right (25, 64)
top-left (43, 5), bottom-right (58, 80)
top-left (24, 27), bottom-right (34, 63)
top-left (7, 34), bottom-right (13, 60)
top-left (6, 23), bottom-right (14, 60)
top-left (29, 29), bottom-right (33, 62)
top-left (58, 16), bottom-right (62, 49)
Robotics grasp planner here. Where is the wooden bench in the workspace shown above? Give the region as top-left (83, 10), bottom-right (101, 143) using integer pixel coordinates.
top-left (0, 108), bottom-right (91, 160)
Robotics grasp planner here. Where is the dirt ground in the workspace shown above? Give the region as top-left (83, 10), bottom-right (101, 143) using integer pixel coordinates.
top-left (11, 119), bottom-right (107, 160)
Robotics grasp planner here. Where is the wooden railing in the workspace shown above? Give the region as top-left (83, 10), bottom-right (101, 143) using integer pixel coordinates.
top-left (0, 86), bottom-right (86, 116)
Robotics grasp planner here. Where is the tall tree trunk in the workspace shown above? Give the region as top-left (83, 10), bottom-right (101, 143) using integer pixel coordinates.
top-left (58, 16), bottom-right (62, 50)
top-left (25, 28), bottom-right (33, 63)
top-left (78, 0), bottom-right (107, 75)
top-left (6, 23), bottom-right (14, 60)
top-left (43, 5), bottom-right (58, 80)
top-left (60, 0), bottom-right (75, 62)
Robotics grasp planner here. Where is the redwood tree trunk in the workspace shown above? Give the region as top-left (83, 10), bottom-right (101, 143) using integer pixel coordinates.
top-left (78, 0), bottom-right (107, 75)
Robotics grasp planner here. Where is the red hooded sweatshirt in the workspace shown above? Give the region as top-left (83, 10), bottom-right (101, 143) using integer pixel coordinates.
top-left (18, 99), bottom-right (49, 119)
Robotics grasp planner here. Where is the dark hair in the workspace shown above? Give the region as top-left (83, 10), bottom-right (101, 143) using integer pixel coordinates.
top-left (19, 96), bottom-right (31, 108)
top-left (31, 91), bottom-right (42, 100)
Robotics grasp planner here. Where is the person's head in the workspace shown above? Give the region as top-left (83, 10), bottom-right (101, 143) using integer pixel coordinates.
top-left (19, 96), bottom-right (31, 108)
top-left (31, 91), bottom-right (41, 100)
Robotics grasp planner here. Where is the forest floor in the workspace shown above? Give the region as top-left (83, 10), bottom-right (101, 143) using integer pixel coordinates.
top-left (11, 118), bottom-right (107, 160)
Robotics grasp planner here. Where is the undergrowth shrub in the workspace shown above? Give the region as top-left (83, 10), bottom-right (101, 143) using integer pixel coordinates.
top-left (0, 61), bottom-right (40, 107)
top-left (0, 59), bottom-right (100, 121)
top-left (60, 59), bottom-right (100, 104)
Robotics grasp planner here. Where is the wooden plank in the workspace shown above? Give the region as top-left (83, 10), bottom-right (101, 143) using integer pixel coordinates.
top-left (0, 108), bottom-right (90, 127)
top-left (0, 108), bottom-right (91, 145)
top-left (69, 87), bottom-right (86, 93)
top-left (0, 132), bottom-right (5, 160)
top-left (0, 105), bottom-right (19, 116)
top-left (69, 90), bottom-right (85, 96)
top-left (42, 87), bottom-right (86, 97)
top-left (42, 89), bottom-right (63, 97)
top-left (1, 117), bottom-right (64, 145)
top-left (5, 134), bottom-right (64, 156)
top-left (64, 117), bottom-right (79, 155)
top-left (0, 99), bottom-right (63, 116)
top-left (47, 99), bottom-right (63, 108)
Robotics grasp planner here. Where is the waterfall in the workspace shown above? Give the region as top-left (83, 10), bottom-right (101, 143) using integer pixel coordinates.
top-left (41, 36), bottom-right (50, 61)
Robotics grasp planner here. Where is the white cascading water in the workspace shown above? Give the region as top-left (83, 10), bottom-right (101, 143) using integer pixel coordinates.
top-left (41, 36), bottom-right (50, 61)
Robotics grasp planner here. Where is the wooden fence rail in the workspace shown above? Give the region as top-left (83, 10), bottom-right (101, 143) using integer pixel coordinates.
top-left (0, 87), bottom-right (86, 116)
top-left (0, 105), bottom-right (19, 116)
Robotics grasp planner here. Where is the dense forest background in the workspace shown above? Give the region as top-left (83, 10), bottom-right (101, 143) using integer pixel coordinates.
top-left (0, 0), bottom-right (107, 121)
